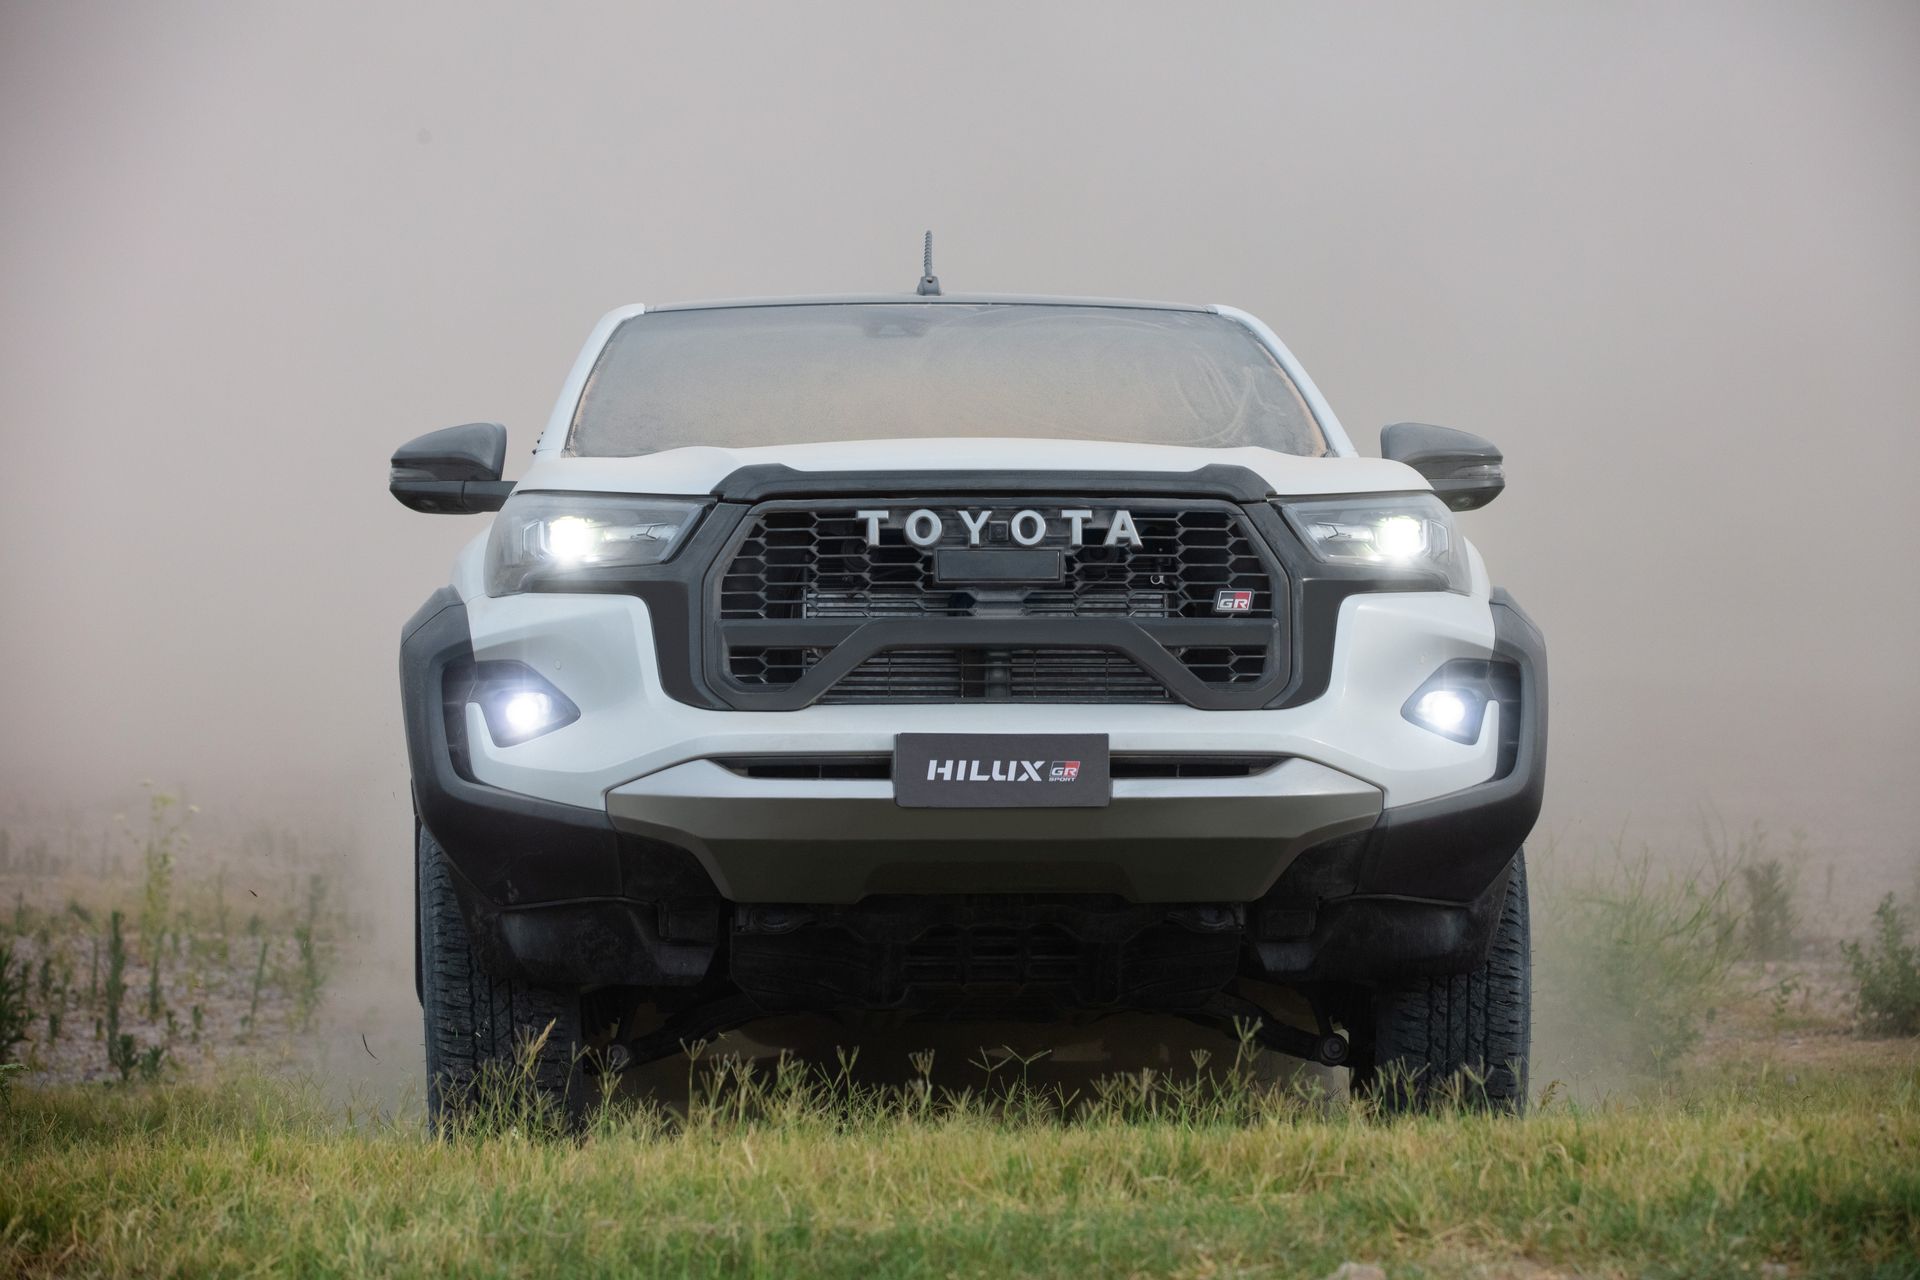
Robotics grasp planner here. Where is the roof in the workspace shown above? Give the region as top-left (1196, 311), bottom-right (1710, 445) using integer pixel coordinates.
top-left (643, 292), bottom-right (1212, 314)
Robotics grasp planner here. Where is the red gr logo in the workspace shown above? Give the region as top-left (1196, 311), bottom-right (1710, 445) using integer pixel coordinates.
top-left (1048, 761), bottom-right (1081, 783)
top-left (1214, 589), bottom-right (1255, 613)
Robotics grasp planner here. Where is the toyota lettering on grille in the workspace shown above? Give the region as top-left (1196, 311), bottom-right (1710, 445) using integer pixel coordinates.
top-left (851, 507), bottom-right (1144, 548)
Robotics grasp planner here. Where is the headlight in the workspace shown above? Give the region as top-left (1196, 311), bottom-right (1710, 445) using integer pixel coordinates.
top-left (1279, 493), bottom-right (1468, 592)
top-left (485, 493), bottom-right (703, 595)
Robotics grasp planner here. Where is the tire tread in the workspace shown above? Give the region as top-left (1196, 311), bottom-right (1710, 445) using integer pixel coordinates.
top-left (417, 826), bottom-right (583, 1117)
top-left (1357, 852), bottom-right (1531, 1112)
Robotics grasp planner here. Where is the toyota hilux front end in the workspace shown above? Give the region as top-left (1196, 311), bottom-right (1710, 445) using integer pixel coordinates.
top-left (392, 294), bottom-right (1546, 1117)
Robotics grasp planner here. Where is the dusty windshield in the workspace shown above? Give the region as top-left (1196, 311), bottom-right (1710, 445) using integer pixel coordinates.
top-left (567, 302), bottom-right (1328, 456)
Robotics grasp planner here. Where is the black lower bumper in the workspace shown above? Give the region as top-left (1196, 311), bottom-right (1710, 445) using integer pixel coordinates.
top-left (402, 587), bottom-right (1546, 1000)
top-left (401, 590), bottom-right (721, 989)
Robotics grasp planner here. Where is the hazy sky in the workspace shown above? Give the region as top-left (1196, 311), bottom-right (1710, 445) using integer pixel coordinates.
top-left (2, 1), bottom-right (1916, 886)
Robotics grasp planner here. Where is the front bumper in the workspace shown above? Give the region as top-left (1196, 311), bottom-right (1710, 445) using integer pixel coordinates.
top-left (401, 584), bottom-right (1546, 991)
top-left (605, 756), bottom-right (1382, 902)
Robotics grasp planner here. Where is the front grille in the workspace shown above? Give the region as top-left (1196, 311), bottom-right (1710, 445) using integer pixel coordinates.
top-left (820, 648), bottom-right (1171, 704)
top-left (721, 505), bottom-right (1272, 621)
top-left (711, 498), bottom-right (1286, 708)
top-left (731, 643), bottom-right (1271, 694)
top-left (729, 646), bottom-right (821, 686)
top-left (1173, 646), bottom-right (1268, 685)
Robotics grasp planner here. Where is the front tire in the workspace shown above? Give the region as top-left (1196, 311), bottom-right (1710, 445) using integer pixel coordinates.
top-left (417, 824), bottom-right (588, 1124)
top-left (1350, 851), bottom-right (1532, 1113)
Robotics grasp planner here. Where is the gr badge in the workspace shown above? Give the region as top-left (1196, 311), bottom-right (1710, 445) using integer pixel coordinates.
top-left (1214, 589), bottom-right (1255, 613)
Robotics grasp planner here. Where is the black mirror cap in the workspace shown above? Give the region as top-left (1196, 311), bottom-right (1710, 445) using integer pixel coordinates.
top-left (390, 422), bottom-right (514, 514)
top-left (1380, 422), bottom-right (1505, 512)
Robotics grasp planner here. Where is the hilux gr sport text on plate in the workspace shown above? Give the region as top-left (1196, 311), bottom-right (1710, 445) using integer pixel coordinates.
top-left (391, 290), bottom-right (1546, 1117)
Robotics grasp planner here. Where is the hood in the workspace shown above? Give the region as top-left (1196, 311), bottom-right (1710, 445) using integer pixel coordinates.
top-left (512, 437), bottom-right (1426, 498)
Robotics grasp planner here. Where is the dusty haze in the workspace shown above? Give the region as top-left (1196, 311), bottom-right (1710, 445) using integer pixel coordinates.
top-left (2, 2), bottom-right (1917, 939)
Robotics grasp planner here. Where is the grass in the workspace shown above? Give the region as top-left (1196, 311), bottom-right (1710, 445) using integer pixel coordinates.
top-left (1, 1043), bottom-right (1916, 1278)
top-left (3, 800), bottom-right (1918, 1276)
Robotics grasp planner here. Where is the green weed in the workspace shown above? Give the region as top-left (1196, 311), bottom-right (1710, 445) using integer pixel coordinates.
top-left (1741, 857), bottom-right (1800, 960)
top-left (132, 786), bottom-right (189, 960)
top-left (243, 937), bottom-right (270, 1037)
top-left (145, 937), bottom-right (164, 1022)
top-left (1844, 893), bottom-right (1920, 1036)
top-left (0, 942), bottom-right (32, 1070)
top-left (103, 911), bottom-right (134, 1082)
top-left (289, 875), bottom-right (328, 1030)
top-left (1537, 838), bottom-right (1742, 1077)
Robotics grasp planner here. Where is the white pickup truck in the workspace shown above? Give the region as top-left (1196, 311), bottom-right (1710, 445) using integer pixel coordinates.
top-left (391, 290), bottom-right (1546, 1117)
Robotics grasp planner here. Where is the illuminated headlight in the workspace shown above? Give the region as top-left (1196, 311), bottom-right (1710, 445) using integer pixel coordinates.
top-left (1279, 493), bottom-right (1468, 592)
top-left (485, 493), bottom-right (704, 595)
top-left (464, 662), bottom-right (579, 746)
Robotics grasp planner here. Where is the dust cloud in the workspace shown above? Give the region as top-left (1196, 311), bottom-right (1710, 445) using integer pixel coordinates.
top-left (2, 3), bottom-right (1917, 1079)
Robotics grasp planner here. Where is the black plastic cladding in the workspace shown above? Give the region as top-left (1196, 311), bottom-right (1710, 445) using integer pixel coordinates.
top-left (513, 467), bottom-right (1452, 712)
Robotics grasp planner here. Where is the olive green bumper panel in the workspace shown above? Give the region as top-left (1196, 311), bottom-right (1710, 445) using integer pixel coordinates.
top-left (605, 758), bottom-right (1384, 904)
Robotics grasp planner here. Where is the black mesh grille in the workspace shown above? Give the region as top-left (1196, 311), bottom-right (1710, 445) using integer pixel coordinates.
top-left (713, 499), bottom-right (1284, 707)
top-left (1172, 646), bottom-right (1269, 684)
top-left (720, 505), bottom-right (1272, 620)
top-left (729, 647), bottom-right (821, 687)
top-left (817, 648), bottom-right (1172, 704)
top-left (731, 644), bottom-right (1270, 692)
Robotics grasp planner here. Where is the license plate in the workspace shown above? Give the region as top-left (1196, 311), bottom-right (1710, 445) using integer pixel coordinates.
top-left (894, 733), bottom-right (1111, 808)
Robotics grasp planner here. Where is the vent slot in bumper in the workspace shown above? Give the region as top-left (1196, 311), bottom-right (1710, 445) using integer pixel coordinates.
top-left (711, 754), bottom-right (1287, 781)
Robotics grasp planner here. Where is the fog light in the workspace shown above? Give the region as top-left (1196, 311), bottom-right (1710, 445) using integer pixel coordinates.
top-left (1401, 663), bottom-right (1494, 744)
top-left (502, 690), bottom-right (555, 735)
top-left (460, 662), bottom-right (580, 747)
top-left (1412, 689), bottom-right (1470, 733)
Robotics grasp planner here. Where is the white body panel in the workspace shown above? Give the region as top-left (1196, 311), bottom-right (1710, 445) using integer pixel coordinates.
top-left (512, 438), bottom-right (1423, 501)
top-left (459, 588), bottom-right (1502, 813)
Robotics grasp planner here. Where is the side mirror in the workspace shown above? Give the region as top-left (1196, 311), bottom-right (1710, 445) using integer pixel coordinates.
top-left (1380, 422), bottom-right (1505, 511)
top-left (389, 422), bottom-right (514, 514)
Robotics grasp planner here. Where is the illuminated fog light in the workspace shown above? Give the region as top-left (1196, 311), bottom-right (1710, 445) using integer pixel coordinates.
top-left (467, 661), bottom-right (580, 746)
top-left (502, 690), bottom-right (555, 735)
top-left (1402, 660), bottom-right (1506, 745)
top-left (1413, 689), bottom-right (1470, 733)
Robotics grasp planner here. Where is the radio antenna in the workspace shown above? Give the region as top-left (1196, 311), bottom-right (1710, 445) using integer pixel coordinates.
top-left (916, 230), bottom-right (941, 296)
